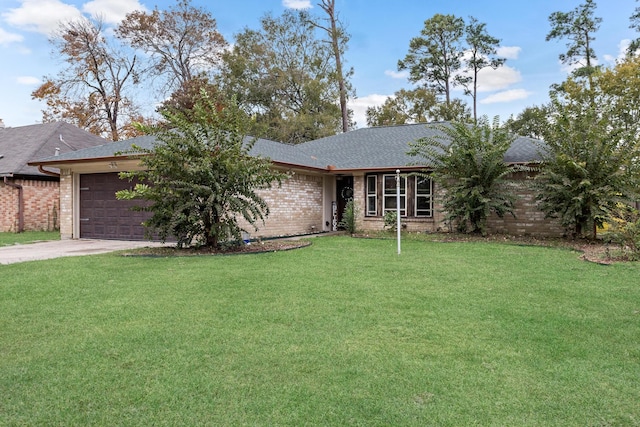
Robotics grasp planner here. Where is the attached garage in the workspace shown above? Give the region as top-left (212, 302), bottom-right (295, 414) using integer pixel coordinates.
top-left (79, 173), bottom-right (151, 240)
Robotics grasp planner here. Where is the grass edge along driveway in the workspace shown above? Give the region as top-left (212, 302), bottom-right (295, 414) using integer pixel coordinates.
top-left (1, 236), bottom-right (639, 426)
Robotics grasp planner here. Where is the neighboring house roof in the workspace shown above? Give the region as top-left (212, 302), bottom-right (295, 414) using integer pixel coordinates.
top-left (0, 122), bottom-right (108, 178)
top-left (30, 122), bottom-right (545, 172)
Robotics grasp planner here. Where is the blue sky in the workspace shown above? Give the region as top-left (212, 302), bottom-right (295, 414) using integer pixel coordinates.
top-left (0, 0), bottom-right (637, 129)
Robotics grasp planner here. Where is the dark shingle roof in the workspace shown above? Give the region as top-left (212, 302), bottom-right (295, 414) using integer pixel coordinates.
top-left (31, 122), bottom-right (545, 171)
top-left (0, 122), bottom-right (107, 177)
top-left (296, 122), bottom-right (544, 169)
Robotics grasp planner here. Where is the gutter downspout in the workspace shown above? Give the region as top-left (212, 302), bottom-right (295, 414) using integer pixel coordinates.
top-left (38, 165), bottom-right (60, 177)
top-left (4, 176), bottom-right (24, 232)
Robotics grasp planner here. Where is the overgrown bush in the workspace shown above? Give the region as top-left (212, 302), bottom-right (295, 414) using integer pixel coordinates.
top-left (339, 199), bottom-right (359, 235)
top-left (408, 117), bottom-right (526, 235)
top-left (383, 211), bottom-right (397, 232)
top-left (603, 204), bottom-right (640, 260)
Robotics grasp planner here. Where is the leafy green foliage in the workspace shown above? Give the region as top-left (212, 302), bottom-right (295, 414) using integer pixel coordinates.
top-left (504, 106), bottom-right (549, 140)
top-left (603, 204), bottom-right (640, 260)
top-left (534, 69), bottom-right (640, 239)
top-left (217, 10), bottom-right (345, 144)
top-left (409, 117), bottom-right (525, 235)
top-left (365, 88), bottom-right (471, 127)
top-left (116, 91), bottom-right (286, 249)
top-left (398, 14), bottom-right (466, 108)
top-left (383, 211), bottom-right (398, 232)
top-left (338, 199), bottom-right (359, 234)
top-left (546, 0), bottom-right (601, 85)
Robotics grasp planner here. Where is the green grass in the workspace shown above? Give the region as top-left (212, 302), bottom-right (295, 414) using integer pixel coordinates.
top-left (1, 236), bottom-right (639, 426)
top-left (0, 231), bottom-right (60, 246)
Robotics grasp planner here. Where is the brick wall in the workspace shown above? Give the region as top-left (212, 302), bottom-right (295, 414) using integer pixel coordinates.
top-left (353, 173), bottom-right (564, 237)
top-left (59, 169), bottom-right (73, 239)
top-left (238, 172), bottom-right (324, 239)
top-left (486, 176), bottom-right (563, 237)
top-left (0, 181), bottom-right (18, 232)
top-left (0, 178), bottom-right (60, 232)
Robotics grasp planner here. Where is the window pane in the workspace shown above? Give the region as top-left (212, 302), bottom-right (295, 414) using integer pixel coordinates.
top-left (417, 197), bottom-right (431, 211)
top-left (367, 176), bottom-right (376, 193)
top-left (417, 177), bottom-right (431, 193)
top-left (384, 175), bottom-right (405, 194)
top-left (385, 196), bottom-right (397, 210)
top-left (367, 196), bottom-right (376, 215)
top-left (384, 176), bottom-right (395, 193)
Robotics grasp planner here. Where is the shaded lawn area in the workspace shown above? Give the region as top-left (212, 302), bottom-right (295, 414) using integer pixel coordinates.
top-left (1, 236), bottom-right (639, 426)
top-left (0, 231), bottom-right (60, 246)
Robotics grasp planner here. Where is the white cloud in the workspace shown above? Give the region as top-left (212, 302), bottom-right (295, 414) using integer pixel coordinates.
top-left (480, 89), bottom-right (532, 104)
top-left (2, 0), bottom-right (83, 35)
top-left (476, 65), bottom-right (522, 92)
top-left (82, 0), bottom-right (147, 25)
top-left (384, 70), bottom-right (409, 80)
top-left (283, 0), bottom-right (312, 9)
top-left (17, 76), bottom-right (41, 85)
top-left (0, 27), bottom-right (23, 46)
top-left (604, 39), bottom-right (630, 64)
top-left (348, 94), bottom-right (391, 128)
top-left (496, 46), bottom-right (521, 60)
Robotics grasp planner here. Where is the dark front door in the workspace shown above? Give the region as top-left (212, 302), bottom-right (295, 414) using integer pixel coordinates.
top-left (335, 176), bottom-right (354, 228)
top-left (79, 173), bottom-right (152, 240)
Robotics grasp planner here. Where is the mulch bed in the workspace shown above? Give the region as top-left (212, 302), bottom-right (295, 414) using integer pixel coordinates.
top-left (123, 239), bottom-right (311, 257)
top-left (433, 235), bottom-right (628, 265)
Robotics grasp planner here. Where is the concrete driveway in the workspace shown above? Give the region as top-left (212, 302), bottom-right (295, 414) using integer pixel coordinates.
top-left (0, 239), bottom-right (167, 265)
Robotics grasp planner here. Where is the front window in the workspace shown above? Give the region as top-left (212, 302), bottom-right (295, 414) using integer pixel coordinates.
top-left (383, 174), bottom-right (406, 216)
top-left (415, 176), bottom-right (433, 217)
top-left (366, 175), bottom-right (377, 216)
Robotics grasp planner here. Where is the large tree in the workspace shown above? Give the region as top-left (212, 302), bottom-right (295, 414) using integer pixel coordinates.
top-left (408, 117), bottom-right (523, 235)
top-left (116, 0), bottom-right (228, 95)
top-left (32, 18), bottom-right (142, 141)
top-left (461, 17), bottom-right (505, 122)
top-left (504, 106), bottom-right (550, 140)
top-left (546, 0), bottom-right (601, 87)
top-left (398, 14), bottom-right (466, 109)
top-left (535, 61), bottom-right (640, 239)
top-left (116, 91), bottom-right (286, 249)
top-left (312, 0), bottom-right (353, 133)
top-left (218, 10), bottom-right (342, 144)
top-left (365, 88), bottom-right (470, 127)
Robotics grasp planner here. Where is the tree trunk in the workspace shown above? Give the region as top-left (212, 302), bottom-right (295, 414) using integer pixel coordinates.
top-left (318, 0), bottom-right (349, 133)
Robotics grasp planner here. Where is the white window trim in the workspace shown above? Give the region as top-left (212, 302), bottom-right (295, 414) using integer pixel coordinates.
top-left (415, 176), bottom-right (433, 217)
top-left (383, 174), bottom-right (406, 217)
top-left (366, 175), bottom-right (377, 216)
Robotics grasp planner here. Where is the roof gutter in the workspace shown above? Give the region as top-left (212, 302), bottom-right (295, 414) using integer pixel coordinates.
top-left (37, 165), bottom-right (60, 177)
top-left (3, 176), bottom-right (24, 232)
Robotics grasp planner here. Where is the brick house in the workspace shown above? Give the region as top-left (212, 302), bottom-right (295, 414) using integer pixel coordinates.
top-left (28, 122), bottom-right (561, 241)
top-left (0, 121), bottom-right (107, 232)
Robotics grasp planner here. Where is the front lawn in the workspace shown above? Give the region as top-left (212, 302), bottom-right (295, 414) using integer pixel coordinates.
top-left (1, 236), bottom-right (638, 425)
top-left (0, 231), bottom-right (60, 246)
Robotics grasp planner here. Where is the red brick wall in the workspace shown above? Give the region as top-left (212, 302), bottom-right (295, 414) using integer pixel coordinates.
top-left (0, 178), bottom-right (60, 232)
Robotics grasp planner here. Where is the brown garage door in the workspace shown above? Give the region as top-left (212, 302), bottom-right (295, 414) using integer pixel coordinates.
top-left (80, 173), bottom-right (152, 240)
